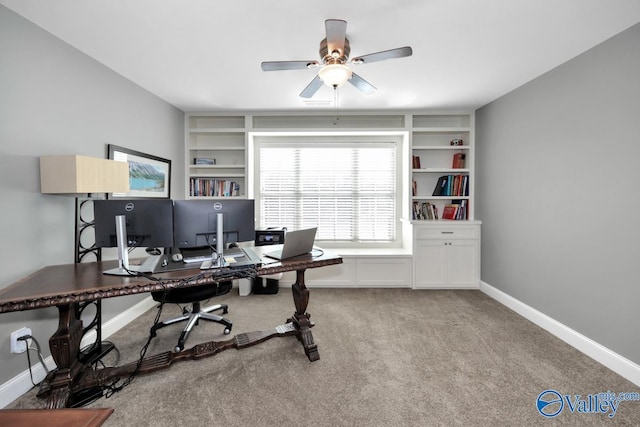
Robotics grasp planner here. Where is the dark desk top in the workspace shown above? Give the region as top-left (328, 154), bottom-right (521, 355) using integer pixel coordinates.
top-left (0, 408), bottom-right (113, 427)
top-left (0, 247), bottom-right (342, 313)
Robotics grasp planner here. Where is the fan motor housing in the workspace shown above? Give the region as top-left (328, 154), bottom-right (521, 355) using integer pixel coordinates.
top-left (320, 37), bottom-right (350, 64)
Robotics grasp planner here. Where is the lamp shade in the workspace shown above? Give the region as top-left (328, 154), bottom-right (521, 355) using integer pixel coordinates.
top-left (318, 64), bottom-right (353, 88)
top-left (40, 155), bottom-right (130, 194)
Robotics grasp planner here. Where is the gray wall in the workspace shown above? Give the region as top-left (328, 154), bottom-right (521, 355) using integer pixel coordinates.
top-left (476, 23), bottom-right (640, 364)
top-left (0, 6), bottom-right (184, 384)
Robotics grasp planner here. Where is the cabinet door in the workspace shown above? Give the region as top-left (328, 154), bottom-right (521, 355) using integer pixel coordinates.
top-left (414, 240), bottom-right (447, 288)
top-left (447, 240), bottom-right (479, 288)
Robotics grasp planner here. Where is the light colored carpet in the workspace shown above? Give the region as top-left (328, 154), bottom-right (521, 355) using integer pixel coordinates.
top-left (9, 288), bottom-right (640, 426)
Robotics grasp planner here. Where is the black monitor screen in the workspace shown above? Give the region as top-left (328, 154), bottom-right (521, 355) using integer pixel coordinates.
top-left (173, 199), bottom-right (255, 249)
top-left (94, 199), bottom-right (174, 248)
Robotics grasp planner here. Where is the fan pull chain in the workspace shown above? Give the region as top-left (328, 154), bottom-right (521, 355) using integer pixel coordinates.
top-left (333, 87), bottom-right (340, 125)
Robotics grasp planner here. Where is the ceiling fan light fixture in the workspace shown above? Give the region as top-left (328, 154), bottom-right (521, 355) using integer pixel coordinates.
top-left (318, 64), bottom-right (352, 88)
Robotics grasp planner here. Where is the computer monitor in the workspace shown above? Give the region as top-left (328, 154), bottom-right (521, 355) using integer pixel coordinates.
top-left (94, 199), bottom-right (174, 249)
top-left (173, 199), bottom-right (255, 249)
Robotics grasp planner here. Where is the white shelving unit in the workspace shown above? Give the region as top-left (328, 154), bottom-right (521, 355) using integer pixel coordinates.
top-left (409, 113), bottom-right (480, 288)
top-left (410, 114), bottom-right (474, 220)
top-left (184, 112), bottom-right (480, 289)
top-left (186, 115), bottom-right (247, 198)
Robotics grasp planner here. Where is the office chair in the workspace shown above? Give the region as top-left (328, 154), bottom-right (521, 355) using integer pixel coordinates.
top-left (150, 280), bottom-right (233, 352)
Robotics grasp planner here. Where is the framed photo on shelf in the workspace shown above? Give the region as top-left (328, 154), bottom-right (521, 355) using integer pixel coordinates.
top-left (107, 144), bottom-right (171, 199)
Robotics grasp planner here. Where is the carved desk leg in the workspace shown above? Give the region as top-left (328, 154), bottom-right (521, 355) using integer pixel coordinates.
top-left (287, 268), bottom-right (319, 361)
top-left (37, 303), bottom-right (84, 408)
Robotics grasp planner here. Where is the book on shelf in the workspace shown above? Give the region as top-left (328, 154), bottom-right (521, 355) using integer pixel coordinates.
top-left (432, 176), bottom-right (448, 196)
top-left (193, 157), bottom-right (216, 165)
top-left (442, 204), bottom-right (459, 220)
top-left (432, 175), bottom-right (469, 197)
top-left (190, 178), bottom-right (240, 197)
top-left (412, 201), bottom-right (439, 220)
top-left (412, 155), bottom-right (421, 169)
top-left (429, 203), bottom-right (438, 220)
top-left (452, 153), bottom-right (466, 169)
top-left (412, 180), bottom-right (417, 196)
top-left (444, 200), bottom-right (468, 220)
top-left (452, 199), bottom-right (468, 220)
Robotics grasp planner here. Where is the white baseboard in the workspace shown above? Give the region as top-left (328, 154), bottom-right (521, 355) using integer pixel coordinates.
top-left (480, 281), bottom-right (640, 387)
top-left (0, 296), bottom-right (156, 409)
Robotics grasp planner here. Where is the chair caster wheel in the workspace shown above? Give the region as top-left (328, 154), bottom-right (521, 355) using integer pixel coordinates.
top-left (224, 328), bottom-right (231, 335)
top-left (174, 345), bottom-right (183, 353)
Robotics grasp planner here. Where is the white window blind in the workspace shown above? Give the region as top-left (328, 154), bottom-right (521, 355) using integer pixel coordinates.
top-left (257, 142), bottom-right (396, 243)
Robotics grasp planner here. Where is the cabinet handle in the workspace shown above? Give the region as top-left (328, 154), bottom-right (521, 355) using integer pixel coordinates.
top-left (441, 231), bottom-right (454, 234)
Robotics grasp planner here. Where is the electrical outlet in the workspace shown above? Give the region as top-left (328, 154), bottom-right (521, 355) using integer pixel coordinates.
top-left (10, 327), bottom-right (32, 354)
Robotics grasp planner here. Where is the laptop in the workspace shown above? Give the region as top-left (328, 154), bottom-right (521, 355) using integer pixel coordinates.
top-left (262, 227), bottom-right (318, 260)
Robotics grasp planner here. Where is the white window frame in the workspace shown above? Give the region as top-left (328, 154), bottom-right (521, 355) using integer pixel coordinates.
top-left (248, 132), bottom-right (408, 249)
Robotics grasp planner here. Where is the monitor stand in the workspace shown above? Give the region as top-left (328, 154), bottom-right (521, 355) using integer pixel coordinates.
top-left (200, 213), bottom-right (228, 270)
top-left (103, 215), bottom-right (159, 276)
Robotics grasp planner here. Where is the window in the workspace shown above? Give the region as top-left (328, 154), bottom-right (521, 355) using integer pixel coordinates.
top-left (254, 136), bottom-right (400, 246)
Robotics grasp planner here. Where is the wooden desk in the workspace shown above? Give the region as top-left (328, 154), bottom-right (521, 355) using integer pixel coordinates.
top-left (0, 247), bottom-right (341, 409)
top-left (0, 408), bottom-right (113, 427)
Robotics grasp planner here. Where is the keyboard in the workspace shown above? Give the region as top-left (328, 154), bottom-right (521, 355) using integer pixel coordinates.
top-left (200, 259), bottom-right (223, 270)
top-left (133, 255), bottom-right (161, 273)
top-left (183, 247), bottom-right (244, 264)
top-left (182, 255), bottom-right (213, 264)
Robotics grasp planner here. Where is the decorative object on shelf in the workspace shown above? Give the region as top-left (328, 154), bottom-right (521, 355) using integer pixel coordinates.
top-left (108, 144), bottom-right (171, 199)
top-left (450, 138), bottom-right (464, 146)
top-left (194, 157), bottom-right (216, 165)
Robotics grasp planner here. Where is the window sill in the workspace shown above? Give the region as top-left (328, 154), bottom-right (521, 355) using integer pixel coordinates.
top-left (325, 247), bottom-right (412, 257)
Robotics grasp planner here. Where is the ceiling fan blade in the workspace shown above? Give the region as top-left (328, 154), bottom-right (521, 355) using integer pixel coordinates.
top-left (261, 60), bottom-right (319, 71)
top-left (325, 19), bottom-right (347, 57)
top-left (351, 46), bottom-right (413, 64)
top-left (299, 75), bottom-right (324, 98)
top-left (348, 72), bottom-right (376, 94)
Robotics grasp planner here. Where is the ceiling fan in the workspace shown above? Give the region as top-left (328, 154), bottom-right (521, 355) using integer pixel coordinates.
top-left (261, 19), bottom-right (413, 98)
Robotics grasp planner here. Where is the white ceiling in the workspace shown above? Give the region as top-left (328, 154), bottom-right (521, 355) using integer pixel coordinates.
top-left (3, 0), bottom-right (640, 112)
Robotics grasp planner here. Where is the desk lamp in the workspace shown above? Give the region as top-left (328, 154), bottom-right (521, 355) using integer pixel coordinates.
top-left (40, 155), bottom-right (129, 261)
top-left (39, 154), bottom-right (129, 372)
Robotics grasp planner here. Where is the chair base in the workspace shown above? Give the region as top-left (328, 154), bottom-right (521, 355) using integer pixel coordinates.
top-left (150, 301), bottom-right (232, 352)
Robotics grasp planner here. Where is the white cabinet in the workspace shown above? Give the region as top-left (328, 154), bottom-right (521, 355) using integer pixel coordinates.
top-left (413, 223), bottom-right (480, 289)
top-left (280, 255), bottom-right (413, 288)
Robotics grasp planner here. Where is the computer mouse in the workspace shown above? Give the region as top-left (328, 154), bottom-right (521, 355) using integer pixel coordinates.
top-left (171, 253), bottom-right (183, 262)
